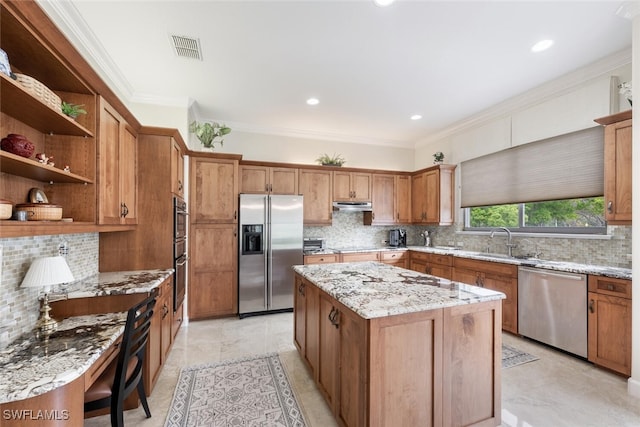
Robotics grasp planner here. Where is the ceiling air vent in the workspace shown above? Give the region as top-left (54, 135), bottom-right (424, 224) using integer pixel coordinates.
top-left (170, 34), bottom-right (202, 60)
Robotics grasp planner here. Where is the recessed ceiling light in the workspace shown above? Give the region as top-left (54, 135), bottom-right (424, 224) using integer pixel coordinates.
top-left (410, 114), bottom-right (422, 121)
top-left (531, 39), bottom-right (554, 53)
top-left (306, 97), bottom-right (319, 106)
top-left (373, 0), bottom-right (395, 7)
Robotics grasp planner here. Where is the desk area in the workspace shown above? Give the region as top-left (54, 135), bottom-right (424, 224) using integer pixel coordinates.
top-left (0, 269), bottom-right (175, 426)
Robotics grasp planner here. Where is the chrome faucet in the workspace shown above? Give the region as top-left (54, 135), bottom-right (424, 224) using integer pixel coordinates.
top-left (490, 227), bottom-right (517, 257)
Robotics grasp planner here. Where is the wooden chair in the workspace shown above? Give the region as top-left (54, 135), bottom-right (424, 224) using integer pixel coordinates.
top-left (84, 292), bottom-right (158, 427)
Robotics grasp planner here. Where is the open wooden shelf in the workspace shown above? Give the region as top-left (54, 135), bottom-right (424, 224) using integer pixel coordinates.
top-left (0, 150), bottom-right (94, 184)
top-left (0, 74), bottom-right (94, 137)
top-left (0, 221), bottom-right (136, 238)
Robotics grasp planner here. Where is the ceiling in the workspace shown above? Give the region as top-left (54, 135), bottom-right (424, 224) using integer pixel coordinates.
top-left (40, 1), bottom-right (632, 148)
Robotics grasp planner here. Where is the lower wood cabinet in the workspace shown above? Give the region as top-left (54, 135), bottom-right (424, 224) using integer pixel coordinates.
top-left (294, 273), bottom-right (502, 427)
top-left (588, 275), bottom-right (632, 376)
top-left (189, 223), bottom-right (238, 319)
top-left (409, 251), bottom-right (452, 279)
top-left (341, 252), bottom-right (379, 263)
top-left (452, 257), bottom-right (518, 334)
top-left (304, 254), bottom-right (339, 264)
top-left (379, 250), bottom-right (407, 269)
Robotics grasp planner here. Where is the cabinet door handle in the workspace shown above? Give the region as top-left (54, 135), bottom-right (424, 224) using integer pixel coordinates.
top-left (589, 299), bottom-right (595, 313)
top-left (234, 210), bottom-right (237, 220)
top-left (121, 203), bottom-right (129, 218)
top-left (329, 307), bottom-right (339, 328)
top-left (372, 212), bottom-right (375, 220)
top-left (178, 180), bottom-right (183, 192)
top-left (298, 283), bottom-right (305, 296)
top-left (607, 201), bottom-right (613, 213)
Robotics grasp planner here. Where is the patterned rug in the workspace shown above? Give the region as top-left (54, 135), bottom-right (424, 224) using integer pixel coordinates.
top-left (164, 353), bottom-right (307, 427)
top-left (502, 344), bottom-right (539, 369)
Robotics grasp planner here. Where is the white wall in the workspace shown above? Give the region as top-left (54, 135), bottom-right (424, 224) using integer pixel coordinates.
top-left (129, 102), bottom-right (190, 140)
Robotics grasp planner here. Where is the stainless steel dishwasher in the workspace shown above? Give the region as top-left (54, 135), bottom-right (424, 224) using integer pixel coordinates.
top-left (518, 267), bottom-right (587, 358)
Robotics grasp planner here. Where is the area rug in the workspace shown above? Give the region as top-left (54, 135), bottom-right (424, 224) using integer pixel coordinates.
top-left (502, 343), bottom-right (539, 369)
top-left (164, 353), bottom-right (307, 427)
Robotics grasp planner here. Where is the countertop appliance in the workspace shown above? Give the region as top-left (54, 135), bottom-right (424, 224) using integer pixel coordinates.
top-left (239, 194), bottom-right (303, 317)
top-left (518, 266), bottom-right (587, 358)
top-left (388, 228), bottom-right (407, 247)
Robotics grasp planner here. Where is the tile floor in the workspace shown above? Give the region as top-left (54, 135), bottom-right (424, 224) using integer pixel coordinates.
top-left (85, 312), bottom-right (640, 427)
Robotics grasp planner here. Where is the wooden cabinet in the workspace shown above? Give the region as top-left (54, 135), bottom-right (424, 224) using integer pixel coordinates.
top-left (299, 168), bottom-right (333, 225)
top-left (595, 110), bottom-right (632, 224)
top-left (172, 300), bottom-right (184, 341)
top-left (334, 171), bottom-right (371, 202)
top-left (452, 257), bottom-right (518, 334)
top-left (364, 174), bottom-right (411, 225)
top-left (588, 275), bottom-right (632, 376)
top-left (411, 165), bottom-right (455, 225)
top-left (239, 164), bottom-right (298, 194)
top-left (409, 251), bottom-right (452, 279)
top-left (171, 138), bottom-right (185, 197)
top-left (190, 156), bottom-right (238, 223)
top-left (98, 97), bottom-right (137, 225)
top-left (304, 253), bottom-right (340, 264)
top-left (147, 277), bottom-right (173, 391)
top-left (380, 250), bottom-right (407, 269)
top-left (295, 273), bottom-right (502, 427)
top-left (189, 223), bottom-right (238, 319)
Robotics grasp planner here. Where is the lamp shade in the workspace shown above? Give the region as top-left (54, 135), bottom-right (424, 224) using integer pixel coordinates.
top-left (21, 256), bottom-right (74, 292)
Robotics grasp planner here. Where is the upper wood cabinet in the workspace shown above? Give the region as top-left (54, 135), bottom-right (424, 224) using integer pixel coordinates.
top-left (171, 139), bottom-right (185, 197)
top-left (190, 156), bottom-right (239, 223)
top-left (333, 171), bottom-right (371, 202)
top-left (299, 168), bottom-right (333, 225)
top-left (365, 174), bottom-right (411, 225)
top-left (97, 97), bottom-right (137, 225)
top-left (595, 110), bottom-right (632, 224)
top-left (239, 164), bottom-right (298, 195)
top-left (411, 165), bottom-right (455, 225)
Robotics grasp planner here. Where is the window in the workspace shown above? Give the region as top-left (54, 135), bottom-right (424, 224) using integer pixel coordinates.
top-left (466, 197), bottom-right (606, 234)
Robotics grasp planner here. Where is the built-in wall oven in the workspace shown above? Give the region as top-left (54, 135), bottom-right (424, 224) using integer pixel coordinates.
top-left (174, 197), bottom-right (188, 311)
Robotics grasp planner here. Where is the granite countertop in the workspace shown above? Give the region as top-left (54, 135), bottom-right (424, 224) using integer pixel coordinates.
top-left (50, 269), bottom-right (174, 299)
top-left (0, 312), bottom-right (126, 404)
top-left (329, 246), bottom-right (408, 254)
top-left (292, 261), bottom-right (505, 319)
top-left (407, 246), bottom-right (632, 280)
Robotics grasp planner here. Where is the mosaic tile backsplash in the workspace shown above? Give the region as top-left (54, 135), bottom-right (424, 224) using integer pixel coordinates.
top-left (0, 233), bottom-right (98, 348)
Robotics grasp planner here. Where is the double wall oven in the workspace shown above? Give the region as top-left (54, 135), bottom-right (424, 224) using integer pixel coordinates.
top-left (173, 197), bottom-right (188, 312)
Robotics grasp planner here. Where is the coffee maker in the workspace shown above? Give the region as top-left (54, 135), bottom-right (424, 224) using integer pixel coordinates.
top-left (388, 229), bottom-right (407, 247)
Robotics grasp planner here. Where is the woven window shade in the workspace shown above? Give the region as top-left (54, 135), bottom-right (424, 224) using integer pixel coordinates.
top-left (460, 127), bottom-right (604, 208)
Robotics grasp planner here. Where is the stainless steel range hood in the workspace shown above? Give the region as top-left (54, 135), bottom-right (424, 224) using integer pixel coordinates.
top-left (332, 201), bottom-right (373, 211)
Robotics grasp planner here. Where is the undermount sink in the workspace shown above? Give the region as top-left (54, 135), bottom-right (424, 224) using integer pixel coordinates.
top-left (472, 252), bottom-right (538, 261)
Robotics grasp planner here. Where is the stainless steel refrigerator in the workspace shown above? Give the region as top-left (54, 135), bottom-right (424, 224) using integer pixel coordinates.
top-left (238, 194), bottom-right (303, 317)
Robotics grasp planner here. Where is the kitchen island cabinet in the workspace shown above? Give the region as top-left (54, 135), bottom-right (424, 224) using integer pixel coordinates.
top-left (293, 262), bottom-right (504, 427)
top-left (588, 275), bottom-right (632, 376)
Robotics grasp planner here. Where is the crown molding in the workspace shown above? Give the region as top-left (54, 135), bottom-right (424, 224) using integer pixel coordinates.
top-left (414, 48), bottom-right (632, 148)
top-left (36, 0), bottom-right (135, 102)
top-left (131, 92), bottom-right (193, 109)
top-left (617, 1), bottom-right (640, 19)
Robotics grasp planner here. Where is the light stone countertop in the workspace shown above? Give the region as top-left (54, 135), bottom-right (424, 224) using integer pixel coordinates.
top-left (0, 312), bottom-right (126, 404)
top-left (292, 261), bottom-right (505, 319)
top-left (50, 269), bottom-right (174, 299)
top-left (326, 246), bottom-right (631, 281)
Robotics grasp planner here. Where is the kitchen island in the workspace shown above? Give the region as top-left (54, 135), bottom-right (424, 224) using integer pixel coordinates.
top-left (293, 261), bottom-right (505, 427)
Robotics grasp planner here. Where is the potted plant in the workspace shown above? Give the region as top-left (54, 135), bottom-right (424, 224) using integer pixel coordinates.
top-left (61, 102), bottom-right (87, 119)
top-left (316, 153), bottom-right (346, 166)
top-left (189, 121), bottom-right (231, 149)
top-left (619, 81), bottom-right (632, 106)
top-left (433, 151), bottom-right (444, 164)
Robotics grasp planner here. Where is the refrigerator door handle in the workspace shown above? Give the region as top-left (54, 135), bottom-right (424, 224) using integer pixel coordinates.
top-left (265, 196), bottom-right (270, 310)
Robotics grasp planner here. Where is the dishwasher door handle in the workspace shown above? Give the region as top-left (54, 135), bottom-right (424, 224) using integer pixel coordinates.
top-left (518, 267), bottom-right (584, 281)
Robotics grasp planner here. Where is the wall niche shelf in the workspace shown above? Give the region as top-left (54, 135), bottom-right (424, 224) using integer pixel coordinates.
top-left (0, 150), bottom-right (94, 184)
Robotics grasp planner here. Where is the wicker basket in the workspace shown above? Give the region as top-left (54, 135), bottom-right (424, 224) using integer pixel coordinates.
top-left (14, 73), bottom-right (62, 112)
top-left (0, 199), bottom-right (12, 220)
top-left (15, 203), bottom-right (62, 221)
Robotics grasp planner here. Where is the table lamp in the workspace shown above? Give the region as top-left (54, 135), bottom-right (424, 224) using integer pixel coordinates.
top-left (21, 256), bottom-right (74, 333)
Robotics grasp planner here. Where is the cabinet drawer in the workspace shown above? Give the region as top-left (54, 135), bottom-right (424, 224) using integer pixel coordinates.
top-left (342, 252), bottom-right (379, 262)
top-left (453, 257), bottom-right (517, 278)
top-left (304, 254), bottom-right (339, 264)
top-left (381, 251), bottom-right (407, 261)
top-left (409, 251), bottom-right (429, 262)
top-left (425, 253), bottom-right (453, 266)
top-left (588, 275), bottom-right (631, 299)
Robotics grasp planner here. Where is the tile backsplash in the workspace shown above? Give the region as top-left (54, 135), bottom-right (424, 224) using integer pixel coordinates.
top-left (0, 233), bottom-right (98, 348)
